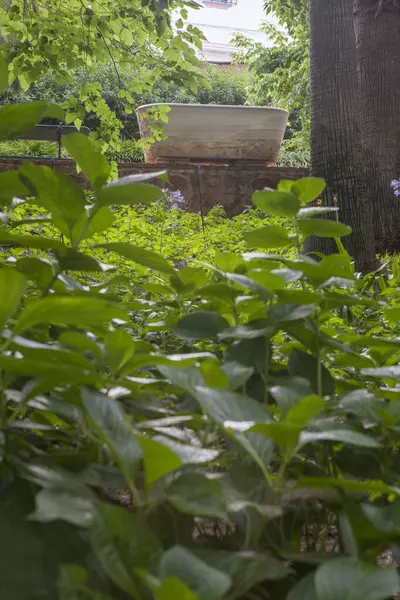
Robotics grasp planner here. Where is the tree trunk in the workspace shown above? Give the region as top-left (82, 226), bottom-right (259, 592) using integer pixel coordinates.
top-left (354, 0), bottom-right (400, 253)
top-left (306, 0), bottom-right (376, 271)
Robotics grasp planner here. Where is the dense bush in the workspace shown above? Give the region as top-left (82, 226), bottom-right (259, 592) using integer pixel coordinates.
top-left (2, 99), bottom-right (400, 600)
top-left (0, 138), bottom-right (145, 162)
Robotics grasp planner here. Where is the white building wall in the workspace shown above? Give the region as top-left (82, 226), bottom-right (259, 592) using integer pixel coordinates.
top-left (178, 0), bottom-right (270, 64)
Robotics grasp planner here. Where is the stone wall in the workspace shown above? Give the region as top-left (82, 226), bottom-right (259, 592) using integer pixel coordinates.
top-left (0, 157), bottom-right (309, 216)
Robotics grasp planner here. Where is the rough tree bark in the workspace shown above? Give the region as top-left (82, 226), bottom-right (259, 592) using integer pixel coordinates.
top-left (305, 0), bottom-right (376, 271)
top-left (354, 0), bottom-right (400, 253)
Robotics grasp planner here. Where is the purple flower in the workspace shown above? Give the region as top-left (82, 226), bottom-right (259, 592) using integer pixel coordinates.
top-left (171, 190), bottom-right (185, 204)
top-left (391, 179), bottom-right (400, 196)
top-left (161, 189), bottom-right (185, 209)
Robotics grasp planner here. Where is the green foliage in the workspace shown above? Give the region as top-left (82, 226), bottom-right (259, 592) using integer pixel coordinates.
top-left (277, 146), bottom-right (310, 168)
top-left (0, 0), bottom-right (207, 150)
top-left (2, 98), bottom-right (400, 600)
top-left (0, 63), bottom-right (249, 144)
top-left (0, 138), bottom-right (145, 162)
top-left (233, 3), bottom-right (310, 153)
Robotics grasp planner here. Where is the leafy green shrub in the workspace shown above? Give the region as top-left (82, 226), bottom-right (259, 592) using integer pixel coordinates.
top-left (277, 146), bottom-right (310, 168)
top-left (105, 139), bottom-right (145, 163)
top-left (0, 139), bottom-right (60, 157)
top-left (2, 99), bottom-right (400, 600)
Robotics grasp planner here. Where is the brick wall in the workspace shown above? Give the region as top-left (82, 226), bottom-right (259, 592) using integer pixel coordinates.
top-left (0, 157), bottom-right (309, 216)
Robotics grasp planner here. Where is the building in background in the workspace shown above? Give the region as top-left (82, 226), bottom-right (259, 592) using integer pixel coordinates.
top-left (180, 0), bottom-right (269, 65)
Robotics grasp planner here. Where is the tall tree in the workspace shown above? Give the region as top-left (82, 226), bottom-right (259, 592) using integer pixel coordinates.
top-left (306, 0), bottom-right (376, 270)
top-left (354, 0), bottom-right (400, 253)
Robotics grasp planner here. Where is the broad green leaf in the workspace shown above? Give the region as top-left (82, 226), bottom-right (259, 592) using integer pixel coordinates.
top-left (244, 225), bottom-right (291, 249)
top-left (276, 289), bottom-right (322, 305)
top-left (20, 163), bottom-right (86, 238)
top-left (194, 386), bottom-right (271, 428)
top-left (0, 171), bottom-right (29, 206)
top-left (58, 565), bottom-right (90, 600)
top-left (298, 218), bottom-right (352, 238)
top-left (384, 307), bottom-right (400, 322)
top-left (299, 429), bottom-right (381, 449)
top-left (136, 434), bottom-right (218, 488)
top-left (286, 395), bottom-right (325, 427)
top-left (86, 205), bottom-right (114, 236)
top-left (338, 390), bottom-right (384, 420)
top-left (362, 500), bottom-right (400, 533)
top-left (62, 133), bottom-right (110, 187)
top-left (0, 480), bottom-right (89, 600)
top-left (136, 435), bottom-right (182, 488)
top-left (166, 472), bottom-right (228, 519)
top-left (96, 242), bottom-right (175, 274)
top-left (314, 557), bottom-right (399, 600)
top-left (269, 303), bottom-right (317, 323)
top-left (30, 488), bottom-right (93, 527)
top-left (154, 578), bottom-right (198, 600)
top-left (287, 573), bottom-right (318, 600)
top-left (361, 366), bottom-right (400, 381)
top-left (104, 329), bottom-right (135, 375)
top-left (296, 478), bottom-right (400, 496)
top-left (159, 546), bottom-right (231, 600)
top-left (292, 177), bottom-right (326, 204)
top-left (218, 323), bottom-right (272, 341)
top-left (14, 295), bottom-right (128, 333)
top-left (71, 205), bottom-right (115, 244)
top-left (198, 283), bottom-right (238, 301)
top-left (269, 380), bottom-right (314, 414)
top-left (193, 549), bottom-right (291, 598)
top-left (0, 101), bottom-right (64, 141)
top-left (0, 229), bottom-right (67, 251)
top-left (82, 389), bottom-right (142, 483)
top-left (214, 250), bottom-right (245, 273)
top-left (0, 355), bottom-right (98, 385)
top-left (98, 178), bottom-right (163, 206)
top-left (235, 431), bottom-right (274, 472)
top-left (224, 272), bottom-right (270, 300)
top-left (200, 361), bottom-right (229, 389)
top-left (178, 267), bottom-right (209, 290)
top-left (277, 179), bottom-right (294, 192)
top-left (10, 215), bottom-right (52, 228)
top-left (250, 422), bottom-right (303, 449)
top-left (92, 502), bottom-right (161, 597)
top-left (248, 269), bottom-right (286, 291)
top-left (298, 206), bottom-right (339, 218)
top-left (252, 189), bottom-right (300, 217)
top-left (59, 330), bottom-right (102, 361)
top-left (319, 276), bottom-right (355, 289)
top-left (222, 361), bottom-right (253, 390)
top-left (225, 338), bottom-right (270, 373)
top-left (158, 365), bottom-right (205, 393)
top-left (16, 257), bottom-right (54, 291)
top-left (175, 311), bottom-right (229, 340)
top-left (288, 349), bottom-right (335, 395)
top-left (56, 249), bottom-right (115, 272)
top-left (0, 269), bottom-right (26, 330)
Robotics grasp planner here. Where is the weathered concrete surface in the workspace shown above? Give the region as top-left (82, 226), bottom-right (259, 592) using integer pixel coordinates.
top-left (136, 104), bottom-right (289, 164)
top-left (0, 157), bottom-right (308, 216)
